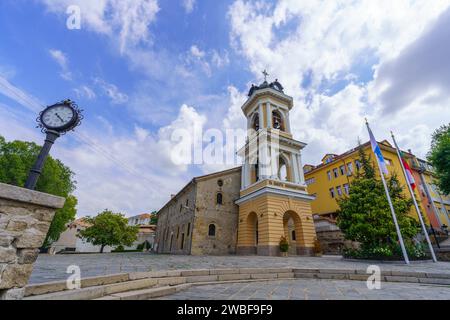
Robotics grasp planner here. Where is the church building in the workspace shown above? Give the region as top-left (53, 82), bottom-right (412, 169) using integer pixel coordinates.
top-left (154, 77), bottom-right (317, 256)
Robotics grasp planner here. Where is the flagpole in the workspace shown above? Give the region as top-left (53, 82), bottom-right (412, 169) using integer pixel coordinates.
top-left (365, 120), bottom-right (410, 264)
top-left (391, 131), bottom-right (437, 263)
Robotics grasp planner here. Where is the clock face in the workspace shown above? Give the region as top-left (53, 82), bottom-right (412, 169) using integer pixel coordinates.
top-left (41, 104), bottom-right (76, 131)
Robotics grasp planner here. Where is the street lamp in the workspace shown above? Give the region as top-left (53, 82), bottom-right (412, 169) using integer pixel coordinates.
top-left (25, 99), bottom-right (83, 190)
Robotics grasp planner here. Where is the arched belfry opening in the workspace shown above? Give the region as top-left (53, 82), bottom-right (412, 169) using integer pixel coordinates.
top-left (272, 110), bottom-right (285, 131)
top-left (278, 156), bottom-right (289, 181)
top-left (253, 113), bottom-right (260, 131)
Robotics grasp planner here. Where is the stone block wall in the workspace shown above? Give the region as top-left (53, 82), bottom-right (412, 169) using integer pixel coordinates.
top-left (0, 183), bottom-right (65, 300)
top-left (191, 169), bottom-right (241, 255)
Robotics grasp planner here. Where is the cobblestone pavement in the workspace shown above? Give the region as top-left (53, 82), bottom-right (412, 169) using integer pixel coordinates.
top-left (29, 253), bottom-right (450, 284)
top-left (157, 279), bottom-right (450, 300)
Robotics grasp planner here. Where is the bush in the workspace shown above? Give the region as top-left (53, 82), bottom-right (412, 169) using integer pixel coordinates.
top-left (279, 236), bottom-right (289, 253)
top-left (343, 242), bottom-right (429, 261)
top-left (114, 245), bottom-right (124, 252)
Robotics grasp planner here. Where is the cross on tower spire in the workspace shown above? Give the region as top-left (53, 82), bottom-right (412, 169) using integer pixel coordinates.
top-left (262, 69), bottom-right (269, 82)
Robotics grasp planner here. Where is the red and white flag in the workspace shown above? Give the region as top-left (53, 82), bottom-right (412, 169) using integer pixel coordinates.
top-left (401, 154), bottom-right (416, 190)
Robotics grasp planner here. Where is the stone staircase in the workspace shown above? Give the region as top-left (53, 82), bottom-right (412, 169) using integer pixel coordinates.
top-left (24, 267), bottom-right (450, 300)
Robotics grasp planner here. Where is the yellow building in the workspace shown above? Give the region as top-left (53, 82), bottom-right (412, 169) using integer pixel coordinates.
top-left (303, 141), bottom-right (438, 227)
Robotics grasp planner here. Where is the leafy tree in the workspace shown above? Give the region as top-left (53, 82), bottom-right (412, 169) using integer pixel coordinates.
top-left (337, 145), bottom-right (420, 258)
top-left (427, 123), bottom-right (450, 195)
top-left (0, 136), bottom-right (77, 247)
top-left (150, 211), bottom-right (158, 225)
top-left (79, 210), bottom-right (139, 253)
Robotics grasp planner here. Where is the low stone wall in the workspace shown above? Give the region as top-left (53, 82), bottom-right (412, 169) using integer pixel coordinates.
top-left (435, 247), bottom-right (450, 261)
top-left (0, 183), bottom-right (65, 300)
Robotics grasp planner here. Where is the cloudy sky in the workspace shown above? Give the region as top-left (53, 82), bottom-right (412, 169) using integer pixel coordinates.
top-left (0, 0), bottom-right (449, 217)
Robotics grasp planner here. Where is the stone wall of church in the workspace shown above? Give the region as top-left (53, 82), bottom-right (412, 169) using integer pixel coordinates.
top-left (155, 183), bottom-right (196, 255)
top-left (191, 169), bottom-right (241, 255)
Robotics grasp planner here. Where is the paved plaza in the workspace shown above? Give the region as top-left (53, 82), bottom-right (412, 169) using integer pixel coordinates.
top-left (157, 279), bottom-right (450, 300)
top-left (30, 253), bottom-right (450, 284)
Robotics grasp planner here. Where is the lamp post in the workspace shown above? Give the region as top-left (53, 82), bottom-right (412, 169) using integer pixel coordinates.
top-left (25, 100), bottom-right (83, 190)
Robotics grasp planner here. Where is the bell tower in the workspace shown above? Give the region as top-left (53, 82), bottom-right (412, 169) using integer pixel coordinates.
top-left (236, 75), bottom-right (317, 256)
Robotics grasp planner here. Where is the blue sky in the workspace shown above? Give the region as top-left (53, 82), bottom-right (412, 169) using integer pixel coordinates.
top-left (0, 0), bottom-right (449, 216)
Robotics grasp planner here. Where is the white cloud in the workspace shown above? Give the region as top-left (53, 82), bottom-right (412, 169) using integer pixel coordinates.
top-left (49, 49), bottom-right (72, 81)
top-left (373, 8), bottom-right (450, 115)
top-left (182, 0), bottom-right (196, 14)
top-left (228, 0), bottom-right (450, 164)
top-left (73, 85), bottom-right (96, 100)
top-left (94, 78), bottom-right (128, 104)
top-left (41, 0), bottom-right (160, 54)
top-left (190, 45), bottom-right (205, 58)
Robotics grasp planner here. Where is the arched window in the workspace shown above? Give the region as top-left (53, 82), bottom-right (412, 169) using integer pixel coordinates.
top-left (216, 192), bottom-right (223, 205)
top-left (208, 224), bottom-right (216, 237)
top-left (272, 110), bottom-right (285, 131)
top-left (292, 230), bottom-right (296, 241)
top-left (278, 157), bottom-right (288, 181)
top-left (253, 113), bottom-right (260, 131)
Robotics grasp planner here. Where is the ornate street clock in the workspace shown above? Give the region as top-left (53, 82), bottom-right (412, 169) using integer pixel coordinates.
top-left (25, 100), bottom-right (83, 190)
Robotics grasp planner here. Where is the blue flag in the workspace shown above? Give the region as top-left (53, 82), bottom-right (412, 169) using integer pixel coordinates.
top-left (368, 126), bottom-right (389, 175)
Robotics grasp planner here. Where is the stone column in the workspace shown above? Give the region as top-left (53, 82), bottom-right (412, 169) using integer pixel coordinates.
top-left (0, 183), bottom-right (65, 300)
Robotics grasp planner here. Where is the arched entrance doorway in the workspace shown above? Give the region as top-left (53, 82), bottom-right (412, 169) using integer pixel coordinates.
top-left (283, 211), bottom-right (303, 255)
top-left (247, 212), bottom-right (259, 254)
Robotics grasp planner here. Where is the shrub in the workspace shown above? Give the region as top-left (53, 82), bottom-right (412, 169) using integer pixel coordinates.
top-left (114, 245), bottom-right (124, 252)
top-left (279, 236), bottom-right (289, 253)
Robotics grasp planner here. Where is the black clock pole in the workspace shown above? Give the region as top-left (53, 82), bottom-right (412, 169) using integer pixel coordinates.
top-left (25, 130), bottom-right (60, 190)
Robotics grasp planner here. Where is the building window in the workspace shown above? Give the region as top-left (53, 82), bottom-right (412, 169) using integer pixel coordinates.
top-left (272, 110), bottom-right (285, 131)
top-left (339, 165), bottom-right (346, 176)
top-left (330, 188), bottom-right (335, 198)
top-left (180, 233), bottom-right (185, 250)
top-left (344, 183), bottom-right (350, 195)
top-left (292, 230), bottom-right (296, 241)
top-left (177, 226), bottom-right (180, 239)
top-left (187, 223), bottom-right (191, 236)
top-left (216, 193), bottom-right (223, 205)
top-left (278, 157), bottom-right (288, 181)
top-left (355, 160), bottom-right (362, 171)
top-left (186, 199), bottom-right (189, 206)
top-left (385, 158), bottom-right (392, 166)
top-left (327, 171), bottom-right (332, 180)
top-left (333, 168), bottom-right (339, 178)
top-left (306, 178), bottom-right (315, 186)
top-left (347, 163), bottom-right (353, 175)
top-left (208, 224), bottom-right (216, 237)
top-left (217, 179), bottom-right (224, 187)
top-left (337, 186), bottom-right (343, 197)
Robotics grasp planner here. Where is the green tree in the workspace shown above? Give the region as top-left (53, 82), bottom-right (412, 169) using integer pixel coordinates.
top-left (337, 145), bottom-right (420, 258)
top-left (0, 136), bottom-right (77, 247)
top-left (150, 211), bottom-right (158, 225)
top-left (79, 210), bottom-right (139, 253)
top-left (427, 123), bottom-right (450, 195)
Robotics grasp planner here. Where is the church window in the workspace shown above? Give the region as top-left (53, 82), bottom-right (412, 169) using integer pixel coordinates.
top-left (208, 224), bottom-right (216, 237)
top-left (292, 230), bottom-right (296, 241)
top-left (186, 199), bottom-right (189, 206)
top-left (272, 110), bottom-right (285, 131)
top-left (216, 192), bottom-right (223, 205)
